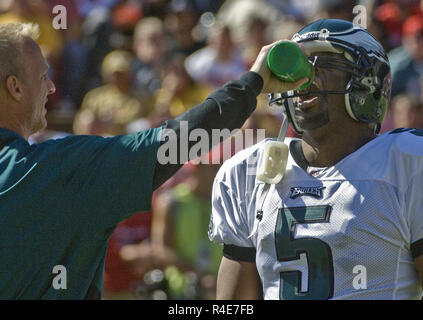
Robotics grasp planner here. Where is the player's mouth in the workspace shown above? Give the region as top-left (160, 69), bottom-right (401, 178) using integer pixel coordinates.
top-left (297, 96), bottom-right (319, 109)
top-left (296, 86), bottom-right (320, 110)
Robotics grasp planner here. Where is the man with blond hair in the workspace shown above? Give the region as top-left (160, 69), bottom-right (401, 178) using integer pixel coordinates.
top-left (0, 22), bottom-right (306, 299)
top-left (0, 23), bottom-right (56, 138)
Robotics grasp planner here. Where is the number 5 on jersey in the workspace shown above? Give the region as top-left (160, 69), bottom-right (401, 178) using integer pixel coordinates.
top-left (275, 205), bottom-right (334, 300)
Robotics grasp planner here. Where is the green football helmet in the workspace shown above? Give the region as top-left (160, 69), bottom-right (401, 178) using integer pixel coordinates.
top-left (271, 19), bottom-right (392, 134)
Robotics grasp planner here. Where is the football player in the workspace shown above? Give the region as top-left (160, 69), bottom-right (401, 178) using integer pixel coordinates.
top-left (208, 19), bottom-right (423, 299)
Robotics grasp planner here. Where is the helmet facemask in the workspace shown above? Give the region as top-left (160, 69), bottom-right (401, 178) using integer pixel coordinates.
top-left (269, 20), bottom-right (391, 135)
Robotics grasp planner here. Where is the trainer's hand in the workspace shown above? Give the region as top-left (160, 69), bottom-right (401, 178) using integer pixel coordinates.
top-left (250, 40), bottom-right (309, 93)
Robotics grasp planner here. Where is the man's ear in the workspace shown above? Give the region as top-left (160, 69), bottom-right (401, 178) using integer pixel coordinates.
top-left (5, 75), bottom-right (23, 101)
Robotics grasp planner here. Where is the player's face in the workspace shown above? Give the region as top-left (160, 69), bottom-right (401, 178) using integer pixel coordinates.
top-left (21, 39), bottom-right (56, 134)
top-left (292, 52), bottom-right (351, 134)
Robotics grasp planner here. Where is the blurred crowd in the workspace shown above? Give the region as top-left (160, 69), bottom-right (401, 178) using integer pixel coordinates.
top-left (2, 0), bottom-right (423, 299)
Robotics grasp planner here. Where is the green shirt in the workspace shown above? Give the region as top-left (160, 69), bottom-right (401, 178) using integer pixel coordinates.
top-left (171, 183), bottom-right (222, 274)
top-left (0, 127), bottom-right (162, 299)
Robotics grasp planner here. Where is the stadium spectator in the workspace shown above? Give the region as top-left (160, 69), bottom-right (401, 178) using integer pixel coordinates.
top-left (240, 16), bottom-right (270, 69)
top-left (391, 93), bottom-right (423, 129)
top-left (102, 211), bottom-right (153, 299)
top-left (153, 53), bottom-right (211, 119)
top-left (215, 0), bottom-right (279, 45)
top-left (79, 3), bottom-right (116, 92)
top-left (73, 50), bottom-right (149, 136)
top-left (110, 0), bottom-right (143, 33)
top-left (120, 158), bottom-right (222, 299)
top-left (164, 0), bottom-right (205, 56)
top-left (151, 161), bottom-right (222, 271)
top-left (132, 17), bottom-right (168, 114)
top-left (373, 0), bottom-right (405, 50)
top-left (315, 0), bottom-right (355, 22)
top-left (389, 13), bottom-right (423, 97)
top-left (57, 22), bottom-right (89, 113)
top-left (185, 23), bottom-right (247, 88)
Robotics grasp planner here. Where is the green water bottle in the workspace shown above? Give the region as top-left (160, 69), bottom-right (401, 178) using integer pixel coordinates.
top-left (267, 41), bottom-right (314, 90)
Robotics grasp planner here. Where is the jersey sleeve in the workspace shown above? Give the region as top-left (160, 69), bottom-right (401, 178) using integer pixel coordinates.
top-left (392, 129), bottom-right (423, 258)
top-left (406, 169), bottom-right (423, 259)
top-left (208, 144), bottom-right (263, 262)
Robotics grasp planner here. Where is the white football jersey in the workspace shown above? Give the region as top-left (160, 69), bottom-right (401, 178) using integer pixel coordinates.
top-left (209, 129), bottom-right (423, 299)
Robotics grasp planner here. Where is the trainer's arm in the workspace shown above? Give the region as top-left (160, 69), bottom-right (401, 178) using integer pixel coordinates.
top-left (152, 41), bottom-right (307, 190)
top-left (217, 257), bottom-right (262, 300)
top-left (152, 71), bottom-right (261, 190)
